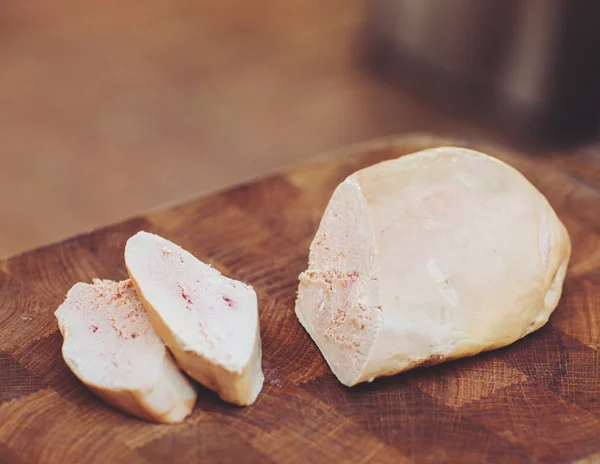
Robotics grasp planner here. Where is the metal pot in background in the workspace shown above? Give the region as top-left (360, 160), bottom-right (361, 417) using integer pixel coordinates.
top-left (364, 0), bottom-right (600, 147)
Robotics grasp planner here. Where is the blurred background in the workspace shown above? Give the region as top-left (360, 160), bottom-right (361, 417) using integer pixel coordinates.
top-left (1, 0), bottom-right (599, 258)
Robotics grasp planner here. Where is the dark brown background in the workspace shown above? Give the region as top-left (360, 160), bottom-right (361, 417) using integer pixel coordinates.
top-left (1, 136), bottom-right (599, 463)
top-left (2, 0), bottom-right (575, 260)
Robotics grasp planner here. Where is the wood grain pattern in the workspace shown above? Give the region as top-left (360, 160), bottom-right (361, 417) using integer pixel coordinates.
top-left (1, 135), bottom-right (599, 464)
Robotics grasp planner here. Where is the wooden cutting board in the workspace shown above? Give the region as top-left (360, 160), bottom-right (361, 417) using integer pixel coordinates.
top-left (1, 135), bottom-right (599, 464)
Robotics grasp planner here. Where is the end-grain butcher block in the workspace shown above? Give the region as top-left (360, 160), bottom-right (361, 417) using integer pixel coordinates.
top-left (125, 231), bottom-right (264, 406)
top-left (55, 279), bottom-right (197, 423)
top-left (295, 147), bottom-right (571, 387)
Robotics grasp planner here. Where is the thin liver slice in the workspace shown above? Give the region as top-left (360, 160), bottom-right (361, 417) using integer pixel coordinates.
top-left (55, 279), bottom-right (197, 423)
